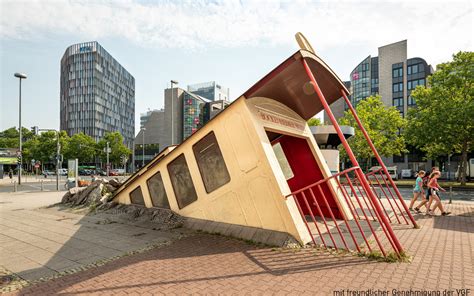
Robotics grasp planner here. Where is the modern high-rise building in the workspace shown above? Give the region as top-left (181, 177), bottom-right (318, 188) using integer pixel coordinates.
top-left (187, 81), bottom-right (230, 102)
top-left (60, 41), bottom-right (135, 148)
top-left (328, 40), bottom-right (434, 171)
top-left (134, 82), bottom-right (230, 168)
top-left (140, 109), bottom-right (161, 129)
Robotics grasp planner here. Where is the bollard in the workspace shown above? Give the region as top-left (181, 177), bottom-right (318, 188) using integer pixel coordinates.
top-left (41, 180), bottom-right (44, 191)
top-left (449, 186), bottom-right (452, 204)
top-left (13, 181), bottom-right (17, 192)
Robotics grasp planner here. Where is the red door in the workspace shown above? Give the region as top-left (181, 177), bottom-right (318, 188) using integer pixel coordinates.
top-left (272, 134), bottom-right (342, 219)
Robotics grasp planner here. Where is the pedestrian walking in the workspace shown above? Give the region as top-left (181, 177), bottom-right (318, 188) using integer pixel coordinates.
top-left (408, 170), bottom-right (425, 211)
top-left (426, 171), bottom-right (451, 216)
top-left (414, 166), bottom-right (439, 213)
top-left (8, 169), bottom-right (13, 179)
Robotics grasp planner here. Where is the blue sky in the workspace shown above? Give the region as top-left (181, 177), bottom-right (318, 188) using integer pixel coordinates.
top-left (1, 0), bottom-right (473, 135)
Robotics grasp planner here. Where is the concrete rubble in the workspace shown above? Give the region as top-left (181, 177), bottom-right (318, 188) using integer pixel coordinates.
top-left (60, 178), bottom-right (184, 230)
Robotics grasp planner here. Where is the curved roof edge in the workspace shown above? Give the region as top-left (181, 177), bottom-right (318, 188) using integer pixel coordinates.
top-left (243, 49), bottom-right (349, 120)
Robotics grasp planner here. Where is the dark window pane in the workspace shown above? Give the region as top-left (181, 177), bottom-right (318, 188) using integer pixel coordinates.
top-left (146, 171), bottom-right (170, 209)
top-left (418, 64), bottom-right (424, 72)
top-left (193, 131), bottom-right (231, 193)
top-left (167, 154), bottom-right (198, 209)
top-left (130, 186), bottom-right (145, 206)
top-left (407, 66), bottom-right (412, 75)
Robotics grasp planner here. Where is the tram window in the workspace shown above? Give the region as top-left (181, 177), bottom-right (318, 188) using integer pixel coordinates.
top-left (272, 142), bottom-right (294, 180)
top-left (167, 154), bottom-right (198, 209)
top-left (193, 131), bottom-right (231, 193)
top-left (146, 171), bottom-right (170, 209)
top-left (130, 186), bottom-right (145, 206)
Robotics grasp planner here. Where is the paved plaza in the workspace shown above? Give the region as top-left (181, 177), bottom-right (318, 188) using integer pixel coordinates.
top-left (0, 190), bottom-right (473, 295)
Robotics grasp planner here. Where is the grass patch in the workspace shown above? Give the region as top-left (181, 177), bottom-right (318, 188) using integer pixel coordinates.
top-left (357, 250), bottom-right (412, 263)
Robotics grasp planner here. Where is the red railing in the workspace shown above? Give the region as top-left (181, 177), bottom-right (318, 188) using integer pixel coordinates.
top-left (286, 166), bottom-right (401, 257)
top-left (365, 168), bottom-right (409, 225)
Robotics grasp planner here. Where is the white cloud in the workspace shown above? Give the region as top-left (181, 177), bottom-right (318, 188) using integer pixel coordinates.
top-left (1, 0), bottom-right (472, 65)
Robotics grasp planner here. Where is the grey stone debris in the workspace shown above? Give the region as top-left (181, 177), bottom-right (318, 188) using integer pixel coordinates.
top-left (60, 178), bottom-right (184, 230)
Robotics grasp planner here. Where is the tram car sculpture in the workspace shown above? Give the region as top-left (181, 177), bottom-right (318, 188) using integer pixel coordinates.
top-left (113, 33), bottom-right (415, 257)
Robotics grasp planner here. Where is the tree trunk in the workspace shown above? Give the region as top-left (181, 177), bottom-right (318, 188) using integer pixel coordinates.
top-left (459, 141), bottom-right (468, 186)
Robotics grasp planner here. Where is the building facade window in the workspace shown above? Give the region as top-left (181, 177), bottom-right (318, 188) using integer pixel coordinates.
top-left (192, 131), bottom-right (231, 193)
top-left (407, 63), bottom-right (425, 75)
top-left (392, 82), bottom-right (403, 93)
top-left (392, 67), bottom-right (403, 78)
top-left (407, 95), bottom-right (416, 106)
top-left (183, 92), bottom-right (206, 140)
top-left (407, 78), bottom-right (425, 90)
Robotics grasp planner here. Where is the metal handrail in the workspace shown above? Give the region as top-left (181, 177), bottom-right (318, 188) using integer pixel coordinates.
top-left (285, 166), bottom-right (360, 198)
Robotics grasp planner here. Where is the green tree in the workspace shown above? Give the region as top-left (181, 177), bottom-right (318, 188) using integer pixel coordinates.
top-left (97, 132), bottom-right (131, 167)
top-left (0, 127), bottom-right (34, 148)
top-left (64, 133), bottom-right (97, 163)
top-left (307, 117), bottom-right (321, 126)
top-left (339, 95), bottom-right (407, 170)
top-left (29, 131), bottom-right (69, 166)
top-left (406, 51), bottom-right (474, 184)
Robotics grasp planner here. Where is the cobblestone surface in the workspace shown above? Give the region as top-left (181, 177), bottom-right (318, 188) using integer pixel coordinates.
top-left (6, 202), bottom-right (472, 295)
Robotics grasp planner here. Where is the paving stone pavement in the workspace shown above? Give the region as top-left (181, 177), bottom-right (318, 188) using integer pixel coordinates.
top-left (3, 201), bottom-right (472, 295)
top-left (0, 191), bottom-right (185, 292)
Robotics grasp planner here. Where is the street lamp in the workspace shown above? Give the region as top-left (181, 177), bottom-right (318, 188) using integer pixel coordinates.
top-left (14, 72), bottom-right (27, 185)
top-left (141, 128), bottom-right (146, 167)
top-left (170, 80), bottom-right (178, 145)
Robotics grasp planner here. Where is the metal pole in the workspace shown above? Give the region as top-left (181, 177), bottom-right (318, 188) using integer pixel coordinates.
top-left (301, 58), bottom-right (404, 254)
top-left (340, 90), bottom-right (418, 228)
top-left (18, 78), bottom-right (22, 185)
top-left (56, 131), bottom-right (60, 191)
top-left (171, 83), bottom-right (174, 145)
top-left (449, 186), bottom-right (452, 204)
top-left (106, 141), bottom-right (110, 177)
top-left (142, 130), bottom-right (145, 167)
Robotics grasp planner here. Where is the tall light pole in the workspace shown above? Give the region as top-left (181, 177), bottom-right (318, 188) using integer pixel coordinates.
top-left (170, 80), bottom-right (178, 145)
top-left (141, 128), bottom-right (146, 167)
top-left (14, 72), bottom-right (27, 185)
top-left (106, 141), bottom-right (110, 177)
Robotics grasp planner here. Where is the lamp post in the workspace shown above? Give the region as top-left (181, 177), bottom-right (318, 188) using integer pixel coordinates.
top-left (141, 128), bottom-right (146, 167)
top-left (170, 80), bottom-right (178, 145)
top-left (14, 72), bottom-right (27, 185)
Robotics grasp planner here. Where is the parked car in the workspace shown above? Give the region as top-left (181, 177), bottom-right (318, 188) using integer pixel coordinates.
top-left (42, 170), bottom-right (56, 177)
top-left (109, 170), bottom-right (119, 176)
top-left (401, 169), bottom-right (413, 179)
top-left (368, 166), bottom-right (398, 180)
top-left (95, 168), bottom-right (107, 176)
top-left (58, 168), bottom-right (68, 176)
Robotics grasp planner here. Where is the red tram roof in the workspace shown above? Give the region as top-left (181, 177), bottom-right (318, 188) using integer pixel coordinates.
top-left (244, 50), bottom-right (349, 120)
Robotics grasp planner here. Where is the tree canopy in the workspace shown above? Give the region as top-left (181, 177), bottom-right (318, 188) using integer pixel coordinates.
top-left (97, 132), bottom-right (132, 166)
top-left (307, 118), bottom-right (321, 126)
top-left (0, 127), bottom-right (132, 169)
top-left (405, 51), bottom-right (474, 184)
top-left (339, 95), bottom-right (407, 170)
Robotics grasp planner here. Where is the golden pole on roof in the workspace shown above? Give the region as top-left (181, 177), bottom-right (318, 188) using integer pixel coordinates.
top-left (295, 32), bottom-right (315, 54)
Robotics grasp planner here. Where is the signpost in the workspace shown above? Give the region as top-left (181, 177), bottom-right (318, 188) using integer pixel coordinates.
top-left (68, 159), bottom-right (78, 188)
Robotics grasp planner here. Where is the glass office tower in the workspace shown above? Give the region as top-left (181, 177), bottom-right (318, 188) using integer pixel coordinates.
top-left (60, 41), bottom-right (135, 148)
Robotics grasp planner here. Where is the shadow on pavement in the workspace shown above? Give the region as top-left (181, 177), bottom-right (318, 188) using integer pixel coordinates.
top-left (16, 233), bottom-right (375, 295)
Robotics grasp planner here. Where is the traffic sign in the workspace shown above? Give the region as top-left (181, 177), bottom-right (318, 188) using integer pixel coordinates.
top-left (34, 164), bottom-right (40, 169)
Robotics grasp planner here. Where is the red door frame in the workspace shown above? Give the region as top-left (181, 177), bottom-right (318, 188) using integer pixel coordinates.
top-left (269, 132), bottom-right (343, 219)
